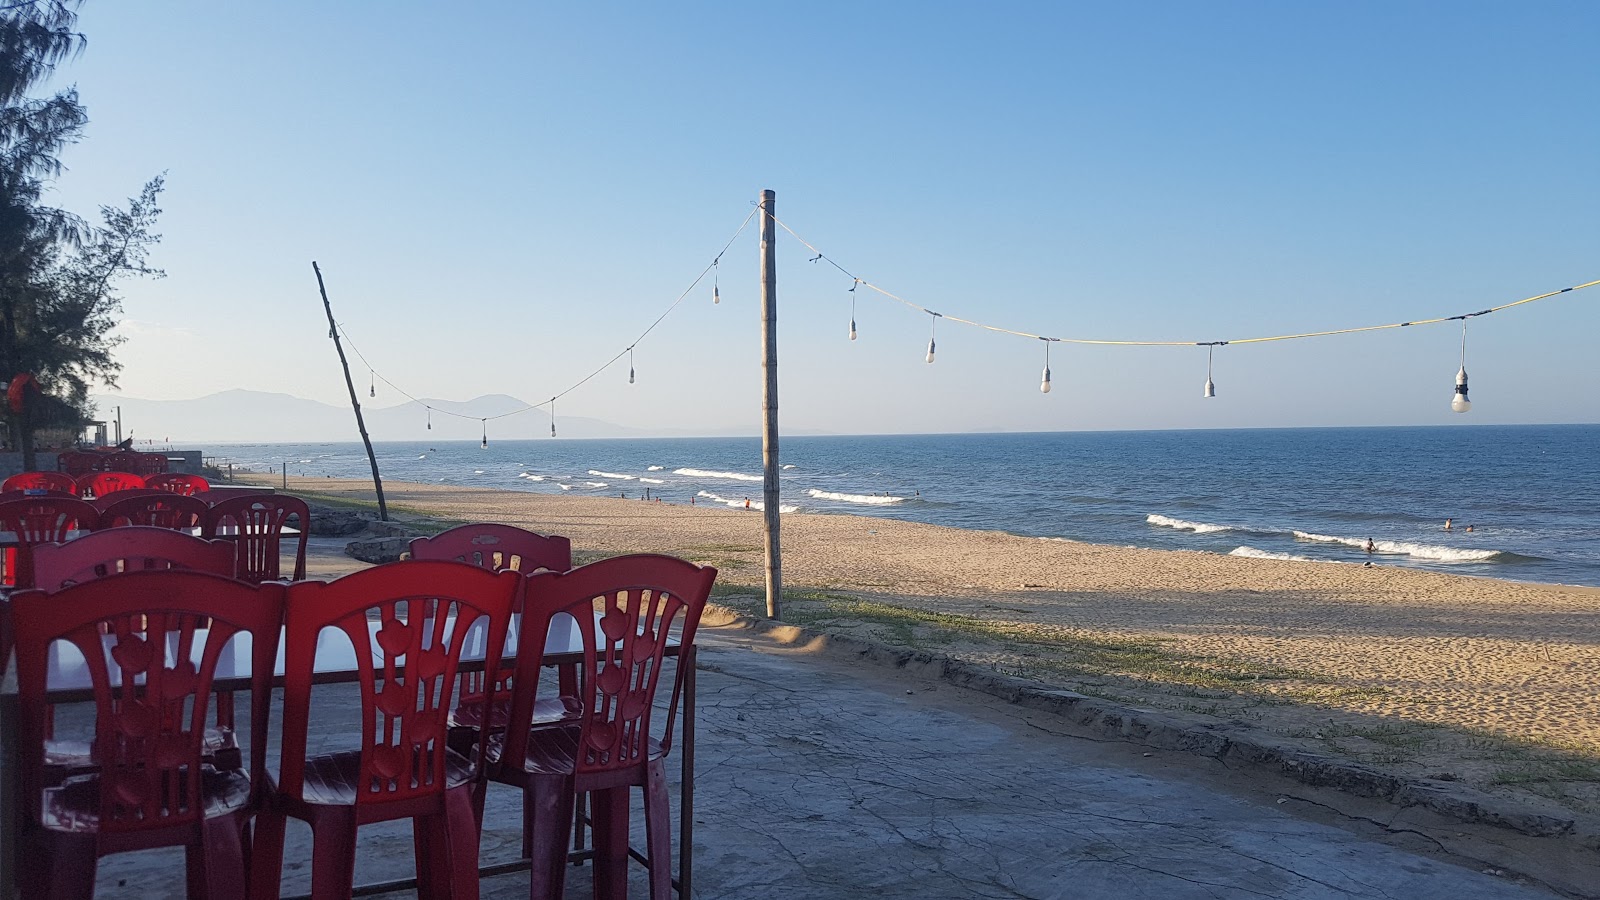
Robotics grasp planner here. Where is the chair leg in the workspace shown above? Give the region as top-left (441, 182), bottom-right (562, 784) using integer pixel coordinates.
top-left (190, 814), bottom-right (248, 899)
top-left (249, 809), bottom-right (287, 900)
top-left (643, 760), bottom-right (673, 900)
top-left (307, 815), bottom-right (358, 900)
top-left (415, 813), bottom-right (442, 900)
top-left (525, 778), bottom-right (575, 900)
top-left (38, 831), bottom-right (98, 900)
top-left (440, 788), bottom-right (483, 900)
top-left (589, 787), bottom-right (630, 900)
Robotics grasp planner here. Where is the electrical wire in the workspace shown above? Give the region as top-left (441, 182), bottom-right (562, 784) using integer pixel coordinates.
top-left (332, 204), bottom-right (760, 425)
top-left (766, 211), bottom-right (1599, 348)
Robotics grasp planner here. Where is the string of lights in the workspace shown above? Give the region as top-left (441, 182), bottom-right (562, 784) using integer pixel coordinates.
top-left (766, 210), bottom-right (1599, 408)
top-left (332, 205), bottom-right (761, 442)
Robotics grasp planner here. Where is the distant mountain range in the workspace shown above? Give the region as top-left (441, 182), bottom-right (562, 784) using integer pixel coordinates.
top-left (88, 390), bottom-right (668, 443)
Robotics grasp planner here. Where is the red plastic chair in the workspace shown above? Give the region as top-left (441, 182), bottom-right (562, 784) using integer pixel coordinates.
top-left (0, 496), bottom-right (100, 589)
top-left (76, 471), bottom-right (146, 500)
top-left (489, 554), bottom-right (716, 900)
top-left (31, 528), bottom-right (247, 774)
top-left (88, 488), bottom-right (169, 511)
top-left (99, 492), bottom-right (208, 530)
top-left (8, 571), bottom-right (285, 899)
top-left (251, 560), bottom-right (521, 900)
top-left (409, 524), bottom-right (575, 751)
top-left (33, 526), bottom-right (237, 590)
top-left (146, 472), bottom-right (211, 496)
top-left (2, 471), bottom-right (79, 495)
top-left (202, 494), bottom-right (310, 583)
top-left (408, 523), bottom-right (572, 575)
top-left (56, 451), bottom-right (102, 478)
top-left (107, 450), bottom-right (168, 477)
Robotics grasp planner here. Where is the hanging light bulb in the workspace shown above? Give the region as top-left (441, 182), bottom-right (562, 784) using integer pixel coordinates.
top-left (1203, 344), bottom-right (1218, 398)
top-left (426, 407), bottom-right (432, 431)
top-left (550, 399), bottom-right (557, 437)
top-left (712, 257), bottom-right (721, 304)
top-left (1451, 320), bottom-right (1471, 413)
top-left (628, 347), bottom-right (635, 384)
top-left (480, 419), bottom-right (487, 449)
top-left (1040, 339), bottom-right (1052, 393)
top-left (369, 371), bottom-right (375, 398)
top-left (926, 312), bottom-right (940, 363)
top-left (848, 280), bottom-right (858, 341)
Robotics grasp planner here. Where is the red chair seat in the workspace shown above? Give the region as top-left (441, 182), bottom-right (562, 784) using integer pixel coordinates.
top-left (292, 748), bottom-right (477, 809)
top-left (42, 766), bottom-right (252, 832)
top-left (487, 726), bottom-right (668, 776)
top-left (448, 695), bottom-right (578, 733)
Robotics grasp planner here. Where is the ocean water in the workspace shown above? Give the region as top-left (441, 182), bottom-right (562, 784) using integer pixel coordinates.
top-left (213, 425), bottom-right (1600, 588)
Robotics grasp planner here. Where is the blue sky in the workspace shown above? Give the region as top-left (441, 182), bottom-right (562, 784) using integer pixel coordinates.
top-left (48, 1), bottom-right (1600, 437)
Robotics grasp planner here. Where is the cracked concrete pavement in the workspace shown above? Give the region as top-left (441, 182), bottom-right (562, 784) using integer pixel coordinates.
top-left (75, 612), bottom-right (1569, 898)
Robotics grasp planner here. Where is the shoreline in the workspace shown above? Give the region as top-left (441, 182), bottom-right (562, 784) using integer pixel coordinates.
top-left (264, 474), bottom-right (1600, 812)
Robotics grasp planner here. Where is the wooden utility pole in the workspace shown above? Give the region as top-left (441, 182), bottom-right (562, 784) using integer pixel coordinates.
top-left (314, 261), bottom-right (389, 521)
top-left (759, 189), bottom-right (782, 619)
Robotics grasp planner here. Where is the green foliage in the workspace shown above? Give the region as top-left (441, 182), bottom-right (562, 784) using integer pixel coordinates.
top-left (0, 1), bottom-right (163, 460)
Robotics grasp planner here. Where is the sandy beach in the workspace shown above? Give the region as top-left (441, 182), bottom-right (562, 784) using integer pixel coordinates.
top-left (277, 475), bottom-right (1600, 811)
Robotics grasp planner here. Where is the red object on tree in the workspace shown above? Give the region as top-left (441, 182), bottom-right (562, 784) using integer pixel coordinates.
top-left (6, 373), bottom-right (38, 415)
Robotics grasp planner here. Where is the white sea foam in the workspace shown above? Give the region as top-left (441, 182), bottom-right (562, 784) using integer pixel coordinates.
top-left (474, 470), bottom-right (485, 474)
top-left (647, 465), bottom-right (664, 471)
top-left (696, 490), bottom-right (797, 513)
top-left (640, 477), bottom-right (665, 484)
top-left (1230, 546), bottom-right (1315, 562)
top-left (1147, 514), bottom-right (1232, 534)
top-left (589, 470), bottom-right (635, 480)
top-left (782, 464), bottom-right (796, 470)
top-left (675, 468), bottom-right (762, 482)
top-left (1291, 531), bottom-right (1501, 561)
top-left (558, 484), bottom-right (573, 490)
top-left (807, 489), bottom-right (904, 505)
top-left (417, 454), bottom-right (426, 459)
top-left (584, 482), bottom-right (608, 488)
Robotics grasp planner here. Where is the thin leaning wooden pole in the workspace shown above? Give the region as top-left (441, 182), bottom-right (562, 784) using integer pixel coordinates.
top-left (759, 189), bottom-right (782, 619)
top-left (314, 261), bottom-right (389, 522)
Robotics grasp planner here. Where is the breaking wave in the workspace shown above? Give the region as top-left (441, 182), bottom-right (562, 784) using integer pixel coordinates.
top-left (807, 489), bottom-right (904, 505)
top-left (1292, 532), bottom-right (1505, 562)
top-left (1147, 514), bottom-right (1233, 534)
top-left (1230, 546), bottom-right (1315, 562)
top-left (674, 468), bottom-right (762, 482)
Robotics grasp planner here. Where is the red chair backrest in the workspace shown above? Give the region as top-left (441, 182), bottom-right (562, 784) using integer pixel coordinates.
top-left (278, 561), bottom-right (520, 808)
top-left (8, 572), bottom-right (284, 837)
top-left (408, 523), bottom-right (571, 574)
top-left (99, 492), bottom-right (207, 530)
top-left (503, 554), bottom-right (716, 777)
top-left (78, 471), bottom-right (146, 499)
top-left (2, 471), bottom-right (79, 495)
top-left (89, 488), bottom-right (169, 511)
top-left (32, 527), bottom-right (237, 591)
top-left (107, 450), bottom-right (168, 477)
top-left (202, 494), bottom-right (310, 582)
top-left (56, 450), bottom-right (110, 477)
top-left (146, 473), bottom-right (210, 496)
top-left (0, 497), bottom-right (100, 589)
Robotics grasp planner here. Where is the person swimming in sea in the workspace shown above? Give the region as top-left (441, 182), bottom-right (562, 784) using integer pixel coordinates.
top-left (1365, 538), bottom-right (1376, 555)
top-left (1444, 518), bottom-right (1453, 530)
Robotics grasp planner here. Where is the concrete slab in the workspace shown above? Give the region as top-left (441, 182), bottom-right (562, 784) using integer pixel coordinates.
top-left (79, 620), bottom-right (1564, 899)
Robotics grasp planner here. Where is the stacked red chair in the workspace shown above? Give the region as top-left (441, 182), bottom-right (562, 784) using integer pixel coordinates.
top-left (488, 554), bottom-right (716, 900)
top-left (146, 472), bottom-right (210, 495)
top-left (2, 471), bottom-right (79, 495)
top-left (251, 561), bottom-right (522, 900)
top-left (0, 496), bottom-right (99, 589)
top-left (409, 523), bottom-right (576, 754)
top-left (202, 494), bottom-right (310, 583)
top-left (7, 571), bottom-right (285, 899)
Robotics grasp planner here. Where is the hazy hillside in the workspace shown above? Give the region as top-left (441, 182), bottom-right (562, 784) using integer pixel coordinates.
top-left (89, 390), bottom-right (652, 443)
